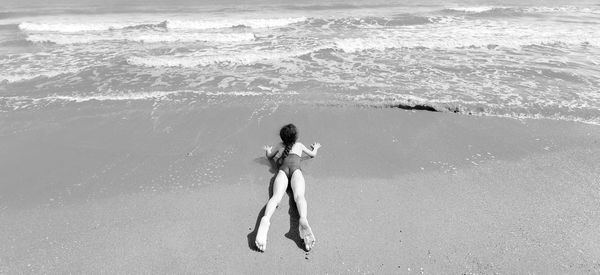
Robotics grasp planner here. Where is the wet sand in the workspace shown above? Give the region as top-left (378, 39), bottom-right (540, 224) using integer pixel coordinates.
top-left (1, 104), bottom-right (599, 273)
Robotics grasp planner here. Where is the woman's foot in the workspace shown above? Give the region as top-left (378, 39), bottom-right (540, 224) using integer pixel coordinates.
top-left (255, 217), bottom-right (270, 252)
top-left (299, 217), bottom-right (315, 251)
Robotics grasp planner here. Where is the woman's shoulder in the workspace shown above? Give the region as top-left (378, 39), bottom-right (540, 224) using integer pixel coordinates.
top-left (293, 142), bottom-right (306, 148)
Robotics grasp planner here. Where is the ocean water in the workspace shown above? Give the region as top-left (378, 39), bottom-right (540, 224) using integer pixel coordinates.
top-left (1, 0), bottom-right (600, 124)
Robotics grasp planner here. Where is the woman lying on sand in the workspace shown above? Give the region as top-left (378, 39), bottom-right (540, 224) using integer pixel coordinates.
top-left (255, 123), bottom-right (321, 252)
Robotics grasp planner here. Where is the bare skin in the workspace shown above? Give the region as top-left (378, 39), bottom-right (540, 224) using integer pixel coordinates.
top-left (255, 142), bottom-right (320, 252)
top-left (290, 169), bottom-right (316, 251)
top-left (255, 170), bottom-right (288, 252)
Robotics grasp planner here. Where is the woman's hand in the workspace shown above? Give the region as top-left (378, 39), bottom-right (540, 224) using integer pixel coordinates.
top-left (263, 145), bottom-right (273, 154)
top-left (311, 142), bottom-right (321, 149)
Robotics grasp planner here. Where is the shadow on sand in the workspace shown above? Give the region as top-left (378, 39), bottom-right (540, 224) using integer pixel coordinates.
top-left (247, 157), bottom-right (304, 252)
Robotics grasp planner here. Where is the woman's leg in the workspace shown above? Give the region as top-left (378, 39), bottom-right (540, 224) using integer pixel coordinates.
top-left (255, 171), bottom-right (288, 251)
top-left (290, 170), bottom-right (316, 251)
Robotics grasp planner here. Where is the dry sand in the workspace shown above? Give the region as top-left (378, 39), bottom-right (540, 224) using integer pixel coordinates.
top-left (1, 104), bottom-right (599, 273)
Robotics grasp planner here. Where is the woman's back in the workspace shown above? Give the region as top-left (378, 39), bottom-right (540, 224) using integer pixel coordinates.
top-left (280, 142), bottom-right (303, 159)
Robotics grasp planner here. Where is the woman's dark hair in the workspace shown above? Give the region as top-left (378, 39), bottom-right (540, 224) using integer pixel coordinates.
top-left (279, 123), bottom-right (298, 162)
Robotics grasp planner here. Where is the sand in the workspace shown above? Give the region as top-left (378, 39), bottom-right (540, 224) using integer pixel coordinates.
top-left (1, 103), bottom-right (599, 274)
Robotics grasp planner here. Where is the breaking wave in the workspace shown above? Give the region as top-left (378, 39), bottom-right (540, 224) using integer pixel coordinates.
top-left (166, 17), bottom-right (307, 30)
top-left (17, 17), bottom-right (307, 33)
top-left (334, 21), bottom-right (600, 52)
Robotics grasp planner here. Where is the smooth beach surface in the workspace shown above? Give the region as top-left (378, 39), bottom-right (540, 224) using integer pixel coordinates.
top-left (1, 104), bottom-right (599, 274)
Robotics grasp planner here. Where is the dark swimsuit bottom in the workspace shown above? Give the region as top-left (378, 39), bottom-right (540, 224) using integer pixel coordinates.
top-left (279, 154), bottom-right (301, 179)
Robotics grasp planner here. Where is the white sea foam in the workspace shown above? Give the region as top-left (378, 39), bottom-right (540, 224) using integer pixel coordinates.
top-left (445, 6), bottom-right (500, 13)
top-left (52, 90), bottom-right (295, 101)
top-left (1, 72), bottom-right (63, 83)
top-left (0, 69), bottom-right (83, 83)
top-left (127, 47), bottom-right (323, 67)
top-left (523, 6), bottom-right (600, 15)
top-left (17, 16), bottom-right (307, 33)
top-left (167, 17), bottom-right (307, 30)
top-left (338, 92), bottom-right (473, 111)
top-left (0, 90), bottom-right (299, 106)
top-left (25, 32), bottom-right (256, 44)
top-left (47, 91), bottom-right (193, 102)
top-left (0, 47), bottom-right (107, 83)
top-left (19, 22), bottom-right (134, 32)
top-left (17, 14), bottom-right (301, 45)
top-left (445, 5), bottom-right (600, 15)
top-left (334, 20), bottom-right (600, 52)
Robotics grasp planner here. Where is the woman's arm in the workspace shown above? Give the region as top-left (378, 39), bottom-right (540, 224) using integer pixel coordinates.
top-left (301, 142), bottom-right (321, 158)
top-left (264, 143), bottom-right (282, 159)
